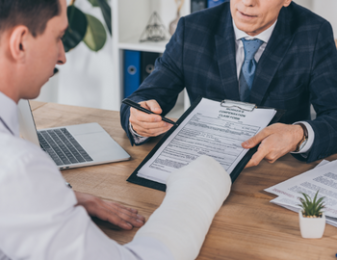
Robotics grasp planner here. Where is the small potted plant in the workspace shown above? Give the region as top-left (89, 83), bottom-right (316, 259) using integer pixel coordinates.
top-left (298, 191), bottom-right (326, 239)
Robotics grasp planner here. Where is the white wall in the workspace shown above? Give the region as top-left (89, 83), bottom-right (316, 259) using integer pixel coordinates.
top-left (312, 0), bottom-right (337, 38)
top-left (293, 0), bottom-right (313, 9)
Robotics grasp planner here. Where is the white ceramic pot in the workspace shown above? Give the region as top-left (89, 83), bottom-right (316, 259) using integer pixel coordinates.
top-left (299, 211), bottom-right (326, 239)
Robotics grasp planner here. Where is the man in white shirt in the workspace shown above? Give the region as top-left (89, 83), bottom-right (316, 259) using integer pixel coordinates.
top-left (121, 0), bottom-right (337, 165)
top-left (0, 0), bottom-right (231, 259)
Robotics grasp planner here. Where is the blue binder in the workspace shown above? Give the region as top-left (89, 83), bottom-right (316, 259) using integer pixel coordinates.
top-left (124, 50), bottom-right (141, 98)
top-left (208, 0), bottom-right (225, 8)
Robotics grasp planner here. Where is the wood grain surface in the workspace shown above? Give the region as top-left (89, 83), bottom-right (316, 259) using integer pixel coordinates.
top-left (29, 101), bottom-right (46, 111)
top-left (30, 101), bottom-right (337, 260)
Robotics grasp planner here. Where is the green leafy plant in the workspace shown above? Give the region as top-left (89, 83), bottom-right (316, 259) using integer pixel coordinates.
top-left (298, 191), bottom-right (325, 218)
top-left (62, 0), bottom-right (111, 52)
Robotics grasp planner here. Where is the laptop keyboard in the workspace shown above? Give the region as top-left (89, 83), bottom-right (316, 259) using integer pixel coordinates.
top-left (38, 128), bottom-right (93, 166)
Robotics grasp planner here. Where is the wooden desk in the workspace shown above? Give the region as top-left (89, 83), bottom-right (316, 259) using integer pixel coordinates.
top-left (31, 101), bottom-right (337, 260)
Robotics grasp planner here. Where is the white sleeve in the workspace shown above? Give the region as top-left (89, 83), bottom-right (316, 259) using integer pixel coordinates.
top-left (129, 155), bottom-right (232, 260)
top-left (0, 139), bottom-right (170, 260)
top-left (129, 122), bottom-right (149, 144)
top-left (0, 138), bottom-right (230, 260)
top-left (291, 121), bottom-right (315, 155)
top-left (0, 249), bottom-right (10, 260)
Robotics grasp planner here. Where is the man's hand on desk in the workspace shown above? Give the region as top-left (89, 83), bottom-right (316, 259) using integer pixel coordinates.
top-left (129, 100), bottom-right (173, 137)
top-left (242, 123), bottom-right (304, 168)
top-left (74, 191), bottom-right (145, 230)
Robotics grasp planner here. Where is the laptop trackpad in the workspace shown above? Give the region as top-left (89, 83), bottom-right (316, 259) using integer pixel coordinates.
top-left (66, 123), bottom-right (130, 162)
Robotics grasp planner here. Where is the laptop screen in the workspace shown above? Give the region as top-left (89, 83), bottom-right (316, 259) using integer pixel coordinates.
top-left (18, 100), bottom-right (40, 147)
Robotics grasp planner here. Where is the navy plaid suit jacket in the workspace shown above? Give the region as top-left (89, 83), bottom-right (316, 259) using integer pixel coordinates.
top-left (121, 2), bottom-right (337, 163)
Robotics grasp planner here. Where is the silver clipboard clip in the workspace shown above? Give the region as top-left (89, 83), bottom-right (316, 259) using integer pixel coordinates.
top-left (220, 100), bottom-right (256, 112)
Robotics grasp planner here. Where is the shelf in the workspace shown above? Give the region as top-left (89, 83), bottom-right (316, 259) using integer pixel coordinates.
top-left (119, 35), bottom-right (169, 53)
top-left (111, 0), bottom-right (191, 111)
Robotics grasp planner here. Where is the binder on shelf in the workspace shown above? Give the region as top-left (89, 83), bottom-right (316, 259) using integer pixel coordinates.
top-left (208, 0), bottom-right (226, 8)
top-left (141, 52), bottom-right (161, 82)
top-left (191, 0), bottom-right (207, 13)
top-left (127, 97), bottom-right (285, 192)
top-left (124, 50), bottom-right (141, 99)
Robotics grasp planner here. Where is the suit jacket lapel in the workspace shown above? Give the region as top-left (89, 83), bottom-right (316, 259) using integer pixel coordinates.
top-left (250, 7), bottom-right (294, 106)
top-left (214, 6), bottom-right (240, 101)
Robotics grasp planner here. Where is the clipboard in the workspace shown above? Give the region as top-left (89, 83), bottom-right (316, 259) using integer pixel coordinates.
top-left (127, 97), bottom-right (285, 192)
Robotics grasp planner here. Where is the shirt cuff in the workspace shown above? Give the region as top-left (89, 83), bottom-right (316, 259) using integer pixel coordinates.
top-left (291, 121), bottom-right (315, 155)
top-left (129, 122), bottom-right (149, 144)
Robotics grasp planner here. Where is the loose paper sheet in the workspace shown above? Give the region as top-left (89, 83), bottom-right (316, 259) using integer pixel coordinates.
top-left (265, 159), bottom-right (337, 227)
top-left (137, 98), bottom-right (276, 184)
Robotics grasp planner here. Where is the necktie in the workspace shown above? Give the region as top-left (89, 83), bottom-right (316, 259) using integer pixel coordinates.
top-left (239, 38), bottom-right (263, 102)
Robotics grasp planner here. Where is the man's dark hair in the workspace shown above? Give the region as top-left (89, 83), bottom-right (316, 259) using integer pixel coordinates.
top-left (0, 0), bottom-right (60, 37)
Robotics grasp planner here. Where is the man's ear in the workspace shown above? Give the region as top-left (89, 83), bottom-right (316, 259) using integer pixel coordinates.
top-left (8, 26), bottom-right (30, 62)
top-left (283, 0), bottom-right (292, 7)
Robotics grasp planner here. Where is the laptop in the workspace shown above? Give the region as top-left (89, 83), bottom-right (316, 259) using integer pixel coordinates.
top-left (18, 100), bottom-right (130, 170)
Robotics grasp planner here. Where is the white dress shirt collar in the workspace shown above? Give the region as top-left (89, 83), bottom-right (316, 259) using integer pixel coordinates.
top-left (233, 19), bottom-right (277, 43)
top-left (233, 19), bottom-right (278, 78)
top-left (0, 91), bottom-right (19, 137)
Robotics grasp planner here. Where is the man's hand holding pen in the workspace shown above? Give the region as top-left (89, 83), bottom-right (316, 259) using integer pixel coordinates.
top-left (129, 100), bottom-right (174, 137)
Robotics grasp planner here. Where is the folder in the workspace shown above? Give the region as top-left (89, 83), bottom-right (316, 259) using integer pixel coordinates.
top-left (191, 0), bottom-right (207, 13)
top-left (124, 50), bottom-right (141, 98)
top-left (208, 0), bottom-right (226, 8)
top-left (127, 98), bottom-right (284, 191)
top-left (141, 52), bottom-right (161, 82)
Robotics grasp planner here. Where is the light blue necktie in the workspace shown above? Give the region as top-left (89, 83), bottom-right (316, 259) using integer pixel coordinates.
top-left (239, 38), bottom-right (263, 102)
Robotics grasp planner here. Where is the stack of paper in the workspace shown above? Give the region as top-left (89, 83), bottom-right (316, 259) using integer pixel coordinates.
top-left (265, 160), bottom-right (337, 227)
top-left (137, 98), bottom-right (277, 184)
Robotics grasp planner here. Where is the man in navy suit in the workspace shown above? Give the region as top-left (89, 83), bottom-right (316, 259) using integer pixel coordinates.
top-left (120, 0), bottom-right (337, 165)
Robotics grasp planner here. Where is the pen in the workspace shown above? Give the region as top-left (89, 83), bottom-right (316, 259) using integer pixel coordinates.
top-left (122, 99), bottom-right (178, 125)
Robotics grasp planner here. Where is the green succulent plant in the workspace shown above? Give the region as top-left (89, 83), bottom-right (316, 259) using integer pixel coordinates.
top-left (62, 0), bottom-right (111, 52)
top-left (298, 191), bottom-right (325, 218)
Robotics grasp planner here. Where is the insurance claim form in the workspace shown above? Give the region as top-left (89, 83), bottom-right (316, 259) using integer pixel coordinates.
top-left (137, 98), bottom-right (277, 184)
